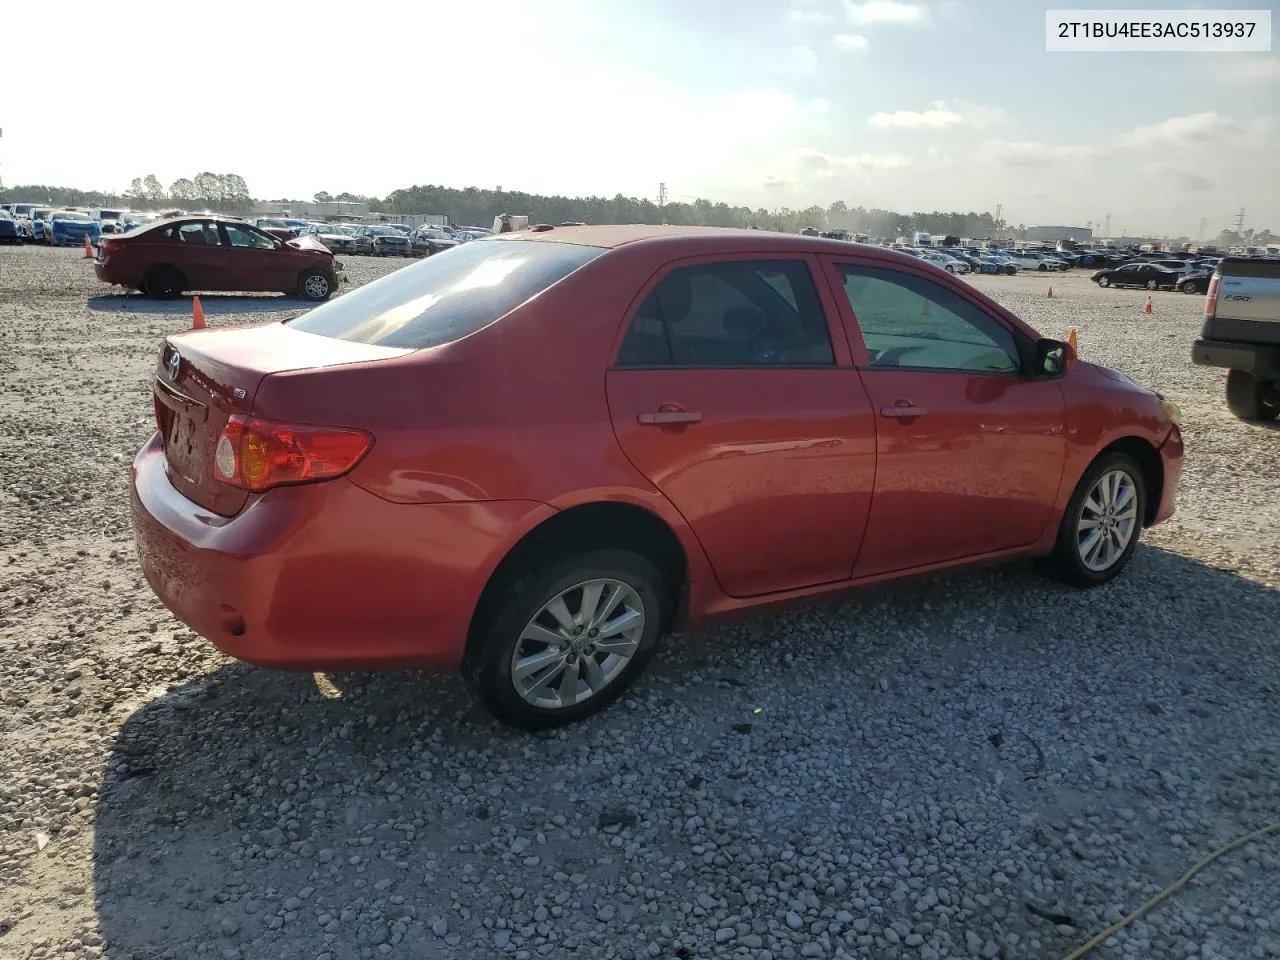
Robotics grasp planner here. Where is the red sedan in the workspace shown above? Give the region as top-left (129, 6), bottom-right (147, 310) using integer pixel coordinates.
top-left (95, 215), bottom-right (343, 301)
top-left (130, 226), bottom-right (1183, 729)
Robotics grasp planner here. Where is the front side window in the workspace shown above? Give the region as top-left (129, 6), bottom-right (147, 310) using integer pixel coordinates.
top-left (615, 260), bottom-right (835, 368)
top-left (223, 223), bottom-right (276, 249)
top-left (836, 264), bottom-right (1021, 375)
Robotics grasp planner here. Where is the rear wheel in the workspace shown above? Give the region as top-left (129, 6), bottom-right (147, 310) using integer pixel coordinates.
top-left (1145, 279), bottom-right (1158, 290)
top-left (1225, 369), bottom-right (1280, 422)
top-left (298, 268), bottom-right (332, 301)
top-left (143, 265), bottom-right (184, 299)
top-left (1042, 452), bottom-right (1146, 587)
top-left (464, 549), bottom-right (666, 729)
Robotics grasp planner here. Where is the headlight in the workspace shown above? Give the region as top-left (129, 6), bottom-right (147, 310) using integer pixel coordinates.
top-left (1160, 399), bottom-right (1182, 426)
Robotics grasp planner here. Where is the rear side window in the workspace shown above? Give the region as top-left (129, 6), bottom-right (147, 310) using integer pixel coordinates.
top-left (286, 239), bottom-right (606, 348)
top-left (616, 260), bottom-right (835, 367)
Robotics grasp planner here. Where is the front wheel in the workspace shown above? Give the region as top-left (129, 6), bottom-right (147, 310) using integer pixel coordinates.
top-left (464, 549), bottom-right (667, 730)
top-left (1097, 276), bottom-right (1110, 287)
top-left (298, 268), bottom-right (332, 301)
top-left (1226, 369), bottom-right (1280, 422)
top-left (1041, 452), bottom-right (1146, 587)
top-left (1038, 263), bottom-right (1048, 271)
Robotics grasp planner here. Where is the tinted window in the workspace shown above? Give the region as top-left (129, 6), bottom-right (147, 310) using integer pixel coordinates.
top-left (176, 222), bottom-right (220, 245)
top-left (616, 260), bottom-right (834, 368)
top-left (286, 238), bottom-right (606, 348)
top-left (836, 264), bottom-right (1020, 374)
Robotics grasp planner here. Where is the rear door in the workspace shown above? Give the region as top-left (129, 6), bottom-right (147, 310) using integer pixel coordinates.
top-left (822, 258), bottom-right (1067, 578)
top-left (219, 221), bottom-right (289, 293)
top-left (606, 255), bottom-right (877, 598)
top-left (171, 220), bottom-right (228, 290)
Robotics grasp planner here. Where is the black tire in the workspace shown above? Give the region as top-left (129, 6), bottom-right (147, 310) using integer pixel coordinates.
top-left (945, 264), bottom-right (955, 273)
top-left (143, 265), bottom-right (184, 299)
top-left (1041, 451), bottom-right (1146, 587)
top-left (464, 548), bottom-right (667, 730)
top-left (1005, 266), bottom-right (1016, 275)
top-left (1097, 276), bottom-right (1110, 287)
top-left (1038, 263), bottom-right (1048, 271)
top-left (1225, 369), bottom-right (1280, 422)
top-left (1145, 279), bottom-right (1158, 290)
top-left (297, 268), bottom-right (332, 301)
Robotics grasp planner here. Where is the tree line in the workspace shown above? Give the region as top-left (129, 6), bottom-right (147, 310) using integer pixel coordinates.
top-left (5, 175), bottom-right (1268, 244)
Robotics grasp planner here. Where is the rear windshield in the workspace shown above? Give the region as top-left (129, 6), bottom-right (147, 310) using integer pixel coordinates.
top-left (286, 238), bottom-right (607, 349)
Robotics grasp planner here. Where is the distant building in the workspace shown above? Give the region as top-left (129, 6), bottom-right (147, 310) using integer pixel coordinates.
top-left (255, 200), bottom-right (369, 219)
top-left (1025, 225), bottom-right (1093, 242)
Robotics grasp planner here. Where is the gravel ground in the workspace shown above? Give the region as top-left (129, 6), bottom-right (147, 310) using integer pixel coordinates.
top-left (2, 247), bottom-right (1278, 960)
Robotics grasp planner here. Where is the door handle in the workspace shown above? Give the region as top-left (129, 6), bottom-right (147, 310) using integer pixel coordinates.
top-left (880, 403), bottom-right (925, 418)
top-left (638, 409), bottom-right (702, 426)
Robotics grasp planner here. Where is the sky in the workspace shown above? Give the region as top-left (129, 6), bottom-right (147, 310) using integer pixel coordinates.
top-left (2, 0), bottom-right (1277, 236)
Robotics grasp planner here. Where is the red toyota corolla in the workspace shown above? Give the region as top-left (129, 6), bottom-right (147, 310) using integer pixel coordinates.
top-left (131, 226), bottom-right (1183, 728)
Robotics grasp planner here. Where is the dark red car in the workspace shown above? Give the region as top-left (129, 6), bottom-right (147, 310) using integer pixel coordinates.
top-left (95, 216), bottom-right (344, 301)
top-left (130, 226), bottom-right (1183, 729)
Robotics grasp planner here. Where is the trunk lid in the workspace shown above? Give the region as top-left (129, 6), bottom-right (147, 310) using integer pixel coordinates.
top-left (153, 322), bottom-right (410, 515)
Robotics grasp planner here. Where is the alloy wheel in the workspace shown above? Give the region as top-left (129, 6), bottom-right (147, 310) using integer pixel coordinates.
top-left (510, 578), bottom-right (646, 709)
top-left (1076, 469), bottom-right (1138, 572)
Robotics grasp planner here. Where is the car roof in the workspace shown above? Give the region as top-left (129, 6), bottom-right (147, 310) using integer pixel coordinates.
top-left (484, 223), bottom-right (926, 265)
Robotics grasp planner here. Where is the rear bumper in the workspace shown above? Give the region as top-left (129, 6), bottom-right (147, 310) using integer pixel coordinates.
top-left (1154, 423), bottom-right (1183, 525)
top-left (130, 432), bottom-right (553, 671)
top-left (1192, 338), bottom-right (1280, 377)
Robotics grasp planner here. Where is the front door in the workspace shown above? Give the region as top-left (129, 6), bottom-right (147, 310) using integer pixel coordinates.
top-left (219, 222), bottom-right (287, 293)
top-left (606, 256), bottom-right (877, 598)
top-left (824, 259), bottom-right (1068, 579)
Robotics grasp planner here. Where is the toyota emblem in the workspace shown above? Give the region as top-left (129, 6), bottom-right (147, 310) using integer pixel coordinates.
top-left (167, 349), bottom-right (181, 381)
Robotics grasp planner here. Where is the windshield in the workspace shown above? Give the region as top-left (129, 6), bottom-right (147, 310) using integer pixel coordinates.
top-left (286, 238), bottom-right (606, 349)
top-left (54, 211), bottom-right (92, 221)
top-left (258, 219), bottom-right (288, 228)
top-left (99, 210), bottom-right (123, 219)
top-left (368, 227), bottom-right (399, 236)
top-left (423, 229), bottom-right (450, 239)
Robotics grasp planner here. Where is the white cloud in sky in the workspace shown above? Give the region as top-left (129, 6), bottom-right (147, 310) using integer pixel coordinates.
top-left (868, 101), bottom-right (1004, 130)
top-left (843, 1), bottom-right (930, 26)
top-left (1118, 112), bottom-right (1246, 147)
top-left (834, 33), bottom-right (870, 51)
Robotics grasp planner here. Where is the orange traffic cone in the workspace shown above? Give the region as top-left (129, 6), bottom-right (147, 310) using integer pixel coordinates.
top-left (192, 296), bottom-right (206, 330)
top-left (1067, 327), bottom-right (1078, 350)
top-left (1143, 295), bottom-right (1153, 314)
top-left (1047, 285), bottom-right (1054, 298)
top-left (82, 234), bottom-right (94, 259)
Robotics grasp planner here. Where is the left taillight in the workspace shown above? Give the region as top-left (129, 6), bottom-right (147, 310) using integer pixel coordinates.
top-left (213, 415), bottom-right (373, 493)
top-left (100, 237), bottom-right (122, 257)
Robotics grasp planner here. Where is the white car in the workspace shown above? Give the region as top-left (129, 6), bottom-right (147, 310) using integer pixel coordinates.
top-left (920, 251), bottom-right (970, 274)
top-left (1007, 252), bottom-right (1067, 272)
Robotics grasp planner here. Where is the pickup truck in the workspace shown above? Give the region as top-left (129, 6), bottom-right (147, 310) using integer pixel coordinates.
top-left (1192, 257), bottom-right (1280, 421)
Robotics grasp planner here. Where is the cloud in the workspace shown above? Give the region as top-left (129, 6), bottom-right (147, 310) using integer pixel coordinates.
top-left (834, 33), bottom-right (870, 51)
top-left (844, 1), bottom-right (929, 26)
top-left (1148, 166), bottom-right (1214, 192)
top-left (762, 175), bottom-right (791, 189)
top-left (1216, 57), bottom-right (1280, 83)
top-left (987, 140), bottom-right (1099, 167)
top-left (791, 147), bottom-right (911, 178)
top-left (1119, 112), bottom-right (1245, 147)
top-left (867, 100), bottom-right (1004, 130)
top-left (789, 8), bottom-right (833, 25)
top-left (791, 45), bottom-right (818, 70)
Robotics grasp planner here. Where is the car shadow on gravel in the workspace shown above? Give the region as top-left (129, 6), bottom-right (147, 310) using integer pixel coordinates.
top-left (87, 294), bottom-right (316, 316)
top-left (90, 545), bottom-right (1280, 960)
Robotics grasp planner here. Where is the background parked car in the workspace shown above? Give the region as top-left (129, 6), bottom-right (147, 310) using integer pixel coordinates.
top-left (1092, 263), bottom-right (1181, 290)
top-left (412, 226), bottom-right (459, 256)
top-left (23, 208), bottom-right (52, 242)
top-left (353, 224), bottom-right (411, 257)
top-left (300, 223), bottom-right (358, 255)
top-left (0, 210), bottom-right (22, 244)
top-left (1177, 273), bottom-right (1212, 294)
top-left (95, 216), bottom-right (343, 301)
top-left (45, 210), bottom-right (102, 247)
top-left (253, 218), bottom-right (297, 242)
top-left (90, 208), bottom-right (127, 234)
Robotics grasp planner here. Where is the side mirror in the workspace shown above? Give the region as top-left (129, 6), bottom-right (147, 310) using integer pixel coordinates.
top-left (1034, 337), bottom-right (1072, 378)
